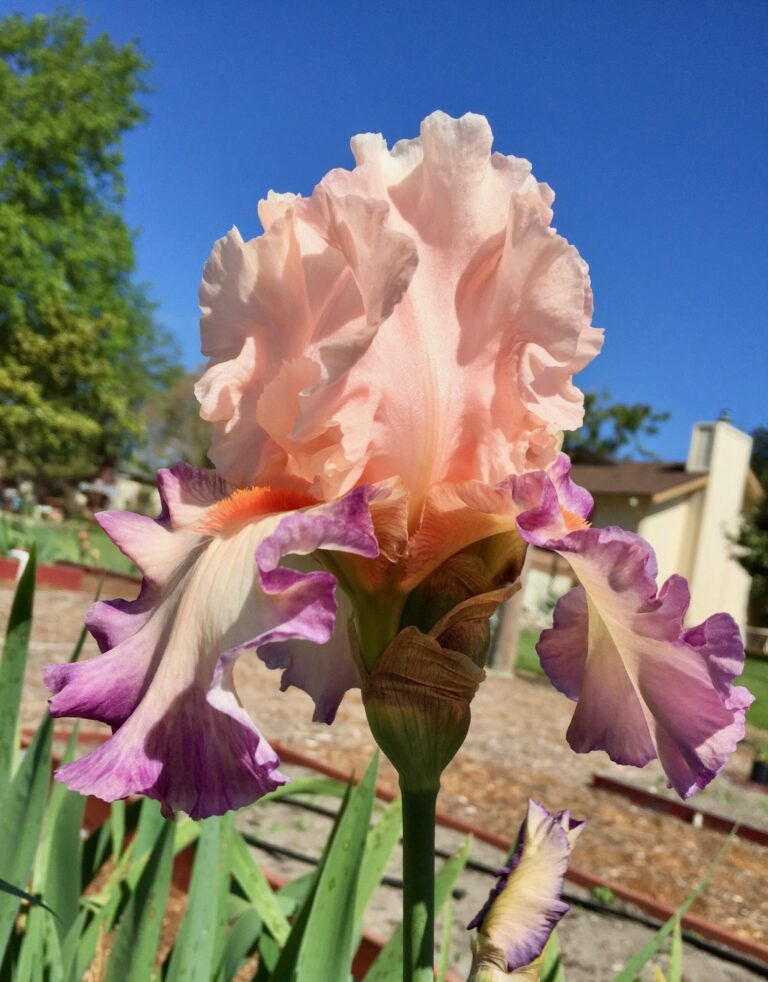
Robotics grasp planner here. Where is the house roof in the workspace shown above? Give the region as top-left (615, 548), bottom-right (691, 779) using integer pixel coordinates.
top-left (570, 461), bottom-right (709, 503)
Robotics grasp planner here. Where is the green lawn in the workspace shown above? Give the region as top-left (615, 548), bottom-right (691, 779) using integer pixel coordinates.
top-left (515, 628), bottom-right (545, 676)
top-left (1, 515), bottom-right (136, 576)
top-left (515, 628), bottom-right (768, 733)
top-left (738, 655), bottom-right (768, 731)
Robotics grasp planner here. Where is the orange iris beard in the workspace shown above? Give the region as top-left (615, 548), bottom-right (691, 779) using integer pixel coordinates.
top-left (561, 509), bottom-right (591, 534)
top-left (198, 486), bottom-right (318, 535)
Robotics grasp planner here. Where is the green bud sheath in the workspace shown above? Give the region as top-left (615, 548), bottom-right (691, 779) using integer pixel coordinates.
top-left (361, 626), bottom-right (485, 792)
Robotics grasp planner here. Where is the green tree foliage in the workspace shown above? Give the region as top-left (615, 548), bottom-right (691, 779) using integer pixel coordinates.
top-left (563, 389), bottom-right (670, 462)
top-left (0, 12), bottom-right (178, 489)
top-left (141, 368), bottom-right (212, 471)
top-left (735, 427), bottom-right (768, 626)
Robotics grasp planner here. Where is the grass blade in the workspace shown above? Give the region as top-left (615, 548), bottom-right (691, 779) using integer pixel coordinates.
top-left (17, 903), bottom-right (63, 982)
top-left (15, 903), bottom-right (46, 982)
top-left (353, 797), bottom-right (402, 941)
top-left (216, 907), bottom-right (263, 981)
top-left (258, 776), bottom-right (350, 804)
top-left (541, 929), bottom-right (566, 982)
top-left (73, 800), bottom-right (170, 978)
top-left (80, 799), bottom-right (142, 891)
top-left (0, 544), bottom-right (36, 788)
top-left (272, 872), bottom-right (315, 920)
top-left (230, 832), bottom-right (290, 945)
top-left (0, 879), bottom-right (52, 913)
top-left (41, 911), bottom-right (63, 982)
top-left (60, 908), bottom-right (89, 982)
top-left (668, 916), bottom-right (683, 982)
top-left (132, 797), bottom-right (167, 861)
top-left (436, 894), bottom-right (453, 982)
top-left (41, 728), bottom-right (86, 941)
top-left (295, 754), bottom-right (378, 981)
top-left (612, 831), bottom-right (735, 982)
top-left (74, 805), bottom-right (198, 979)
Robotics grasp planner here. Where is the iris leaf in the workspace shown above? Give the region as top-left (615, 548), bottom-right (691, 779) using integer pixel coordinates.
top-left (353, 797), bottom-right (402, 942)
top-left (40, 726), bottom-right (85, 942)
top-left (436, 894), bottom-right (453, 982)
top-left (104, 821), bottom-right (174, 982)
top-left (164, 813), bottom-right (233, 982)
top-left (0, 715), bottom-right (52, 958)
top-left (541, 930), bottom-right (566, 982)
top-left (215, 907), bottom-right (263, 981)
top-left (271, 754), bottom-right (379, 982)
top-left (0, 545), bottom-right (36, 789)
top-left (230, 832), bottom-right (290, 945)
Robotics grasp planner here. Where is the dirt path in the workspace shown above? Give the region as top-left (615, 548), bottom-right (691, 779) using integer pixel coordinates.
top-left (5, 583), bottom-right (767, 954)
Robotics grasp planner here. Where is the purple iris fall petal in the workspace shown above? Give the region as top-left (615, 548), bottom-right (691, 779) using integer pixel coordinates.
top-left (545, 452), bottom-right (594, 519)
top-left (253, 597), bottom-right (361, 725)
top-left (522, 479), bottom-right (754, 797)
top-left (45, 464), bottom-right (379, 818)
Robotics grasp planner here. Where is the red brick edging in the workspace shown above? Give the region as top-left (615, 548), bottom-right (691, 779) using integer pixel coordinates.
top-left (591, 773), bottom-right (768, 847)
top-left (0, 557), bottom-right (83, 590)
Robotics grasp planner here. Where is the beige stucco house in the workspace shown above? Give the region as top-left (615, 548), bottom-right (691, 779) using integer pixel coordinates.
top-left (518, 420), bottom-right (761, 639)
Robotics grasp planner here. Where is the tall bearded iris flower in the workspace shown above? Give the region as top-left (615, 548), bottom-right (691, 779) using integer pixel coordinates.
top-left (46, 112), bottom-right (751, 820)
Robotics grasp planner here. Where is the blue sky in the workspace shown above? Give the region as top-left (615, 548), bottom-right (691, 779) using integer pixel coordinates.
top-left (11, 0), bottom-right (768, 459)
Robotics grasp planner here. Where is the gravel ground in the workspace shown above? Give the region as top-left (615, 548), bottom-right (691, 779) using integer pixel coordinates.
top-left (5, 582), bottom-right (768, 976)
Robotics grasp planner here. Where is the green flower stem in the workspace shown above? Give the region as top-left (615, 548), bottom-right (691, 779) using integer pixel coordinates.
top-left (400, 782), bottom-right (438, 982)
top-left (353, 591), bottom-right (404, 671)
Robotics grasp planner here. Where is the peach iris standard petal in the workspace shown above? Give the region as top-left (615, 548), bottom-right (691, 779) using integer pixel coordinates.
top-left (198, 112), bottom-right (602, 519)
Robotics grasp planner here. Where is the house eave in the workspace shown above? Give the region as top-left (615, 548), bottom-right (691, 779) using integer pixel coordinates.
top-left (649, 474), bottom-right (709, 504)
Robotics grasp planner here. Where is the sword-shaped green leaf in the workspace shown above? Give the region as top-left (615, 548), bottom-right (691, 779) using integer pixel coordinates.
top-left (271, 754), bottom-right (379, 982)
top-left (353, 797), bottom-right (402, 940)
top-left (0, 715), bottom-right (52, 958)
top-left (215, 906), bottom-right (263, 981)
top-left (104, 821), bottom-right (175, 982)
top-left (164, 813), bottom-right (233, 981)
top-left (612, 831), bottom-right (735, 982)
top-left (0, 545), bottom-right (36, 789)
top-left (667, 916), bottom-right (683, 982)
top-left (436, 894), bottom-right (453, 982)
top-left (38, 726), bottom-right (86, 941)
top-left (541, 930), bottom-right (566, 982)
top-left (230, 832), bottom-right (290, 945)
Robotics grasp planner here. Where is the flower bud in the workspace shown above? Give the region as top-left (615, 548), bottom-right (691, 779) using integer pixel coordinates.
top-left (399, 548), bottom-right (521, 667)
top-left (359, 585), bottom-right (511, 791)
top-left (361, 626), bottom-right (484, 792)
top-left (468, 800), bottom-right (584, 980)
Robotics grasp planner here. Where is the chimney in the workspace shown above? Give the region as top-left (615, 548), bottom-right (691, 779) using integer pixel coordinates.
top-left (686, 422), bottom-right (715, 473)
